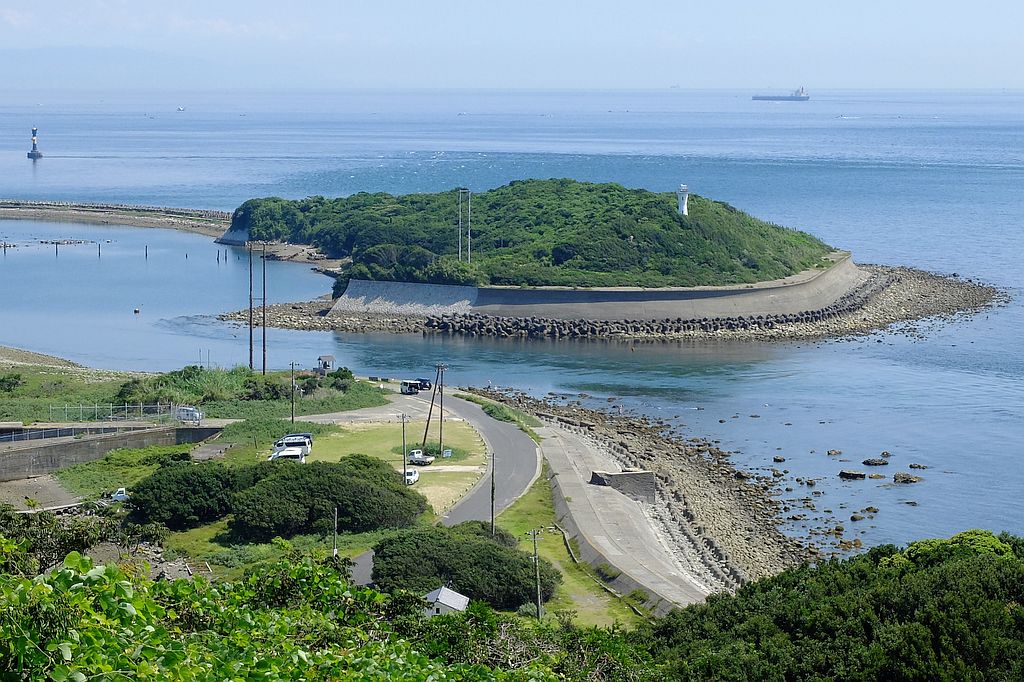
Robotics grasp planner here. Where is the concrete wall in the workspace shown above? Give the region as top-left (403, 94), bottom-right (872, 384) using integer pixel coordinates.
top-left (215, 226), bottom-right (249, 246)
top-left (331, 255), bottom-right (868, 322)
top-left (0, 427), bottom-right (221, 482)
top-left (589, 470), bottom-right (656, 504)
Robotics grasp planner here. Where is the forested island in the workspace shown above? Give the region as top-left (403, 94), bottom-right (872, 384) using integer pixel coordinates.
top-left (230, 179), bottom-right (833, 288)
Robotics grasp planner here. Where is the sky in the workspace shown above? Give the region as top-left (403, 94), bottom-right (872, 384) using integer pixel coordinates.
top-left (0, 0), bottom-right (1021, 90)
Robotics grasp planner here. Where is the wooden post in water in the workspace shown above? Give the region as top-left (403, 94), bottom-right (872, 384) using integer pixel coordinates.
top-left (98, 243), bottom-right (101, 258)
top-left (145, 245), bottom-right (148, 259)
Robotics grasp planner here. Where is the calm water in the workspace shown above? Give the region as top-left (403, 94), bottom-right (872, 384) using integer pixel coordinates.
top-left (0, 89), bottom-right (1022, 549)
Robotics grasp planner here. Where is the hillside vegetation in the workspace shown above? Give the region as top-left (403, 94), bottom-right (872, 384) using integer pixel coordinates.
top-left (231, 179), bottom-right (832, 288)
top-left (2, 529), bottom-right (1023, 680)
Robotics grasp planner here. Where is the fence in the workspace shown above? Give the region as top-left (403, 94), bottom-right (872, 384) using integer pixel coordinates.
top-left (0, 426), bottom-right (133, 444)
top-left (46, 402), bottom-right (177, 423)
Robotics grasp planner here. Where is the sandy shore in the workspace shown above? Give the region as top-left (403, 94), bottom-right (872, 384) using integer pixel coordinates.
top-left (218, 265), bottom-right (1002, 342)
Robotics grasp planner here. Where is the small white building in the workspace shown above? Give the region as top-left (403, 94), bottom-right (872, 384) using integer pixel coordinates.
top-left (423, 586), bottom-right (470, 618)
top-left (316, 355), bottom-right (336, 375)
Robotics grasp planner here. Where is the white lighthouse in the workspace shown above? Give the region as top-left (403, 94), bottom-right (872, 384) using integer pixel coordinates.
top-left (676, 184), bottom-right (689, 216)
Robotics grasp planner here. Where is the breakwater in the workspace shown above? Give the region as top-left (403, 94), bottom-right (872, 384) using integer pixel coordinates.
top-left (0, 200), bottom-right (230, 237)
top-left (221, 265), bottom-right (999, 341)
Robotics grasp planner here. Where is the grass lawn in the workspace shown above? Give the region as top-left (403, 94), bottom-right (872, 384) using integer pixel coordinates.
top-left (54, 444), bottom-right (193, 498)
top-left (163, 518), bottom-right (397, 580)
top-left (497, 465), bottom-right (642, 627)
top-left (306, 420), bottom-right (486, 515)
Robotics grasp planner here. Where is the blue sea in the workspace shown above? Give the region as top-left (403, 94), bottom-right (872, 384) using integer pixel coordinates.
top-left (1, 89), bottom-right (1022, 550)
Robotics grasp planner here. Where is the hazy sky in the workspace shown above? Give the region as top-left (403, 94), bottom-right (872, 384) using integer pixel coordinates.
top-left (0, 0), bottom-right (1021, 90)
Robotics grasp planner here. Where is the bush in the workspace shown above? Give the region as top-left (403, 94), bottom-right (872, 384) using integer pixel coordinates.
top-left (228, 461), bottom-right (427, 542)
top-left (0, 373), bottom-right (25, 393)
top-left (372, 525), bottom-right (561, 610)
top-left (131, 462), bottom-right (235, 530)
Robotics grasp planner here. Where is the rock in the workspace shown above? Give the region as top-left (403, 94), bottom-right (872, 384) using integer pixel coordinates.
top-left (839, 470), bottom-right (866, 480)
top-left (862, 458), bottom-right (888, 466)
top-left (864, 506), bottom-right (879, 513)
top-left (827, 449), bottom-right (842, 456)
top-left (850, 514), bottom-right (865, 522)
top-left (773, 456), bottom-right (786, 463)
top-left (894, 472), bottom-right (923, 484)
top-left (868, 473), bottom-right (886, 480)
top-left (908, 463), bottom-right (928, 469)
top-left (880, 451), bottom-right (892, 457)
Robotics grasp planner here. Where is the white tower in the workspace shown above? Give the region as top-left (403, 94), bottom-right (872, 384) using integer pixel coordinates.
top-left (676, 184), bottom-right (689, 216)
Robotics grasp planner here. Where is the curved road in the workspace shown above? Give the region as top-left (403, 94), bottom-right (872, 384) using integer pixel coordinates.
top-left (304, 391), bottom-right (541, 584)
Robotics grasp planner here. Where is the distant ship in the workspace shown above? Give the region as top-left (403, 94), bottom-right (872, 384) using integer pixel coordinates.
top-left (752, 86), bottom-right (809, 102)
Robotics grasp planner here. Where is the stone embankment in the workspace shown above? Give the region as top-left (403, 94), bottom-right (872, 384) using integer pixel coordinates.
top-left (475, 388), bottom-right (810, 585)
top-left (219, 265), bottom-right (999, 342)
top-left (0, 200), bottom-right (230, 238)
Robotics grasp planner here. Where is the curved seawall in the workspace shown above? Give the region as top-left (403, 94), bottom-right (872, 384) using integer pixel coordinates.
top-left (331, 254), bottom-right (869, 322)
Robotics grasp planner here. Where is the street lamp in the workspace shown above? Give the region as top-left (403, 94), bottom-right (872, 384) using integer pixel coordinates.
top-left (290, 362), bottom-right (298, 424)
top-left (400, 413), bottom-right (410, 484)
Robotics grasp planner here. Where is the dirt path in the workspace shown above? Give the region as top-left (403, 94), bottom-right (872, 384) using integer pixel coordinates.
top-left (0, 474), bottom-right (80, 510)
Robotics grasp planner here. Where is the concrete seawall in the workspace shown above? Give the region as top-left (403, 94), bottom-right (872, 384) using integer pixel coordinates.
top-left (331, 254), bottom-right (868, 322)
top-left (0, 427), bottom-right (221, 482)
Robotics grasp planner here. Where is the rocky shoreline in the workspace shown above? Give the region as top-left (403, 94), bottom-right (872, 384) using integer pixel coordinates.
top-left (218, 265), bottom-right (1001, 342)
top-left (0, 201), bottom-right (231, 238)
top-left (476, 388), bottom-right (812, 585)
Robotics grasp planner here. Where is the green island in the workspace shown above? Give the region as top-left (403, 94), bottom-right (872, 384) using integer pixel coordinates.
top-left (232, 178), bottom-right (833, 288)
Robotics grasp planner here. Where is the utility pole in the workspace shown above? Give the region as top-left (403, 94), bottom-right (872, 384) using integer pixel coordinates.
top-left (400, 413), bottom-right (409, 485)
top-left (530, 529), bottom-right (542, 620)
top-left (436, 362), bottom-right (448, 458)
top-left (248, 243), bottom-right (254, 370)
top-left (333, 506), bottom-right (338, 558)
top-left (490, 449), bottom-right (496, 536)
top-left (457, 189), bottom-right (464, 261)
top-left (467, 190), bottom-right (472, 264)
top-left (261, 243), bottom-right (267, 375)
top-left (290, 362), bottom-right (296, 424)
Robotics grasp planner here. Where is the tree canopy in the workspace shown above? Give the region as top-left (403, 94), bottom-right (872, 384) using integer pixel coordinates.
top-left (232, 179), bottom-right (833, 288)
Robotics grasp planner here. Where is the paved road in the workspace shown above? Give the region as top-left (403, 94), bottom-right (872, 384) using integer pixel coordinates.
top-left (312, 392), bottom-right (540, 585)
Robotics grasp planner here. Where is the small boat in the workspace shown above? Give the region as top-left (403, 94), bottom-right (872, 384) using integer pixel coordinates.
top-left (753, 86), bottom-right (810, 102)
top-left (176, 106), bottom-right (186, 112)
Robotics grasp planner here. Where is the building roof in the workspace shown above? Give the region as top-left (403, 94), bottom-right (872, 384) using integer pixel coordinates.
top-left (424, 586), bottom-right (470, 611)
top-left (317, 355), bottom-right (335, 362)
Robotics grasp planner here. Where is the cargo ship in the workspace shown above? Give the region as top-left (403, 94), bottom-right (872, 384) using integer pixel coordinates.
top-left (752, 86), bottom-right (809, 102)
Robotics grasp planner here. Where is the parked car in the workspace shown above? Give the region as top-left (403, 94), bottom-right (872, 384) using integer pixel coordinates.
top-left (273, 434), bottom-right (312, 455)
top-left (404, 469), bottom-right (420, 485)
top-left (176, 406), bottom-right (203, 424)
top-left (408, 449), bottom-right (435, 466)
top-left (415, 378), bottom-right (433, 390)
top-left (268, 447), bottom-right (306, 464)
top-left (109, 487), bottom-right (130, 502)
top-left (400, 380), bottom-right (420, 395)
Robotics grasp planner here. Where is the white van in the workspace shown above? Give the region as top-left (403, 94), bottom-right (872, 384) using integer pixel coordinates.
top-left (400, 380), bottom-right (420, 395)
top-left (273, 434), bottom-right (312, 455)
top-left (176, 406), bottom-right (204, 424)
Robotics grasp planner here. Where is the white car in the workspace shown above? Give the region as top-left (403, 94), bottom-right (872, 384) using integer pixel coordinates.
top-left (268, 447), bottom-right (306, 463)
top-left (404, 469), bottom-right (420, 485)
top-left (407, 449), bottom-right (435, 466)
top-left (273, 435), bottom-right (312, 455)
top-left (109, 487), bottom-right (130, 502)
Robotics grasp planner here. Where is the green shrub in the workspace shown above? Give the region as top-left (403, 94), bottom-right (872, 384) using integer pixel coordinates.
top-left (130, 461), bottom-right (235, 530)
top-left (372, 525), bottom-right (561, 610)
top-left (229, 461), bottom-right (427, 542)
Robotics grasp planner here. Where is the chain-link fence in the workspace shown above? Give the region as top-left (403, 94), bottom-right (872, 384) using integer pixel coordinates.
top-left (46, 402), bottom-right (178, 423)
